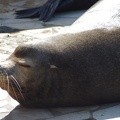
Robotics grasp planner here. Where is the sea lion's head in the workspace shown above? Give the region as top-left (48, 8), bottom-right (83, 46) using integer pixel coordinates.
top-left (0, 44), bottom-right (52, 106)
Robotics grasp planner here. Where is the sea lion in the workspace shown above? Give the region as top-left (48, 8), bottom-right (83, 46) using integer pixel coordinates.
top-left (15, 0), bottom-right (99, 22)
top-left (1, 0), bottom-right (120, 108)
top-left (1, 28), bottom-right (120, 108)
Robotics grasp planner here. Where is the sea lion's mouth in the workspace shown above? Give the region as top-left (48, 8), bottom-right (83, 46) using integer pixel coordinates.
top-left (0, 64), bottom-right (25, 101)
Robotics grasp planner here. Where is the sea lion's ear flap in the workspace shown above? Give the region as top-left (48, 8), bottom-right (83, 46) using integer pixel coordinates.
top-left (50, 65), bottom-right (58, 69)
top-left (47, 62), bottom-right (58, 69)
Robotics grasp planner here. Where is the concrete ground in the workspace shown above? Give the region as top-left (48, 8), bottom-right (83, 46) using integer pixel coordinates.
top-left (0, 0), bottom-right (120, 120)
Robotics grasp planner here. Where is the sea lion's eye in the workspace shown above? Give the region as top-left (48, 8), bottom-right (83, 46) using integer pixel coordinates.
top-left (17, 59), bottom-right (31, 68)
top-left (18, 63), bottom-right (31, 68)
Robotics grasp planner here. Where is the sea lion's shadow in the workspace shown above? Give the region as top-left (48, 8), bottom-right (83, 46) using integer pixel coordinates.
top-left (2, 103), bottom-right (120, 120)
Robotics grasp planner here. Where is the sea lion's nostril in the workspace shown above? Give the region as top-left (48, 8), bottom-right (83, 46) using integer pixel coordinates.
top-left (0, 65), bottom-right (4, 73)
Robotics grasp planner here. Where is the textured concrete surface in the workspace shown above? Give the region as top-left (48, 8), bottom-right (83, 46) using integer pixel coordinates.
top-left (0, 0), bottom-right (120, 120)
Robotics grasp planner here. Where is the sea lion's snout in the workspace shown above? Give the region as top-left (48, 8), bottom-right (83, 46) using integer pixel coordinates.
top-left (0, 60), bottom-right (15, 89)
top-left (0, 59), bottom-right (25, 102)
top-left (0, 64), bottom-right (7, 86)
top-left (0, 59), bottom-right (15, 67)
top-left (0, 60), bottom-right (15, 75)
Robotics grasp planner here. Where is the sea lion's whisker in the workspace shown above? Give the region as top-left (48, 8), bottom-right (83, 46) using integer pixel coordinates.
top-left (10, 82), bottom-right (19, 102)
top-left (11, 79), bottom-right (25, 101)
top-left (9, 75), bottom-right (22, 91)
top-left (0, 74), bottom-right (4, 88)
top-left (3, 70), bottom-right (10, 92)
top-left (9, 75), bottom-right (25, 100)
top-left (3, 75), bottom-right (5, 89)
top-left (18, 88), bottom-right (25, 101)
top-left (7, 76), bottom-right (10, 93)
top-left (0, 67), bottom-right (24, 100)
top-left (0, 67), bottom-right (4, 88)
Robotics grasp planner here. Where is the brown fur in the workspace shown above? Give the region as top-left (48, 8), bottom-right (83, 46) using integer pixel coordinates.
top-left (1, 28), bottom-right (120, 107)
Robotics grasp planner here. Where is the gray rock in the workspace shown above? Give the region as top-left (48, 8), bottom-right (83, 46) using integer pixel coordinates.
top-left (93, 105), bottom-right (120, 120)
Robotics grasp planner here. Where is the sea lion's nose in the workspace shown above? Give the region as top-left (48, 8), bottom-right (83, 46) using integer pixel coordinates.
top-left (0, 65), bottom-right (3, 74)
top-left (0, 60), bottom-right (15, 76)
top-left (0, 60), bottom-right (14, 68)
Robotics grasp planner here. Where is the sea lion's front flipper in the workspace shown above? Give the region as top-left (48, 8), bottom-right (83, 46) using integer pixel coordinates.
top-left (15, 7), bottom-right (41, 19)
top-left (15, 0), bottom-right (62, 22)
